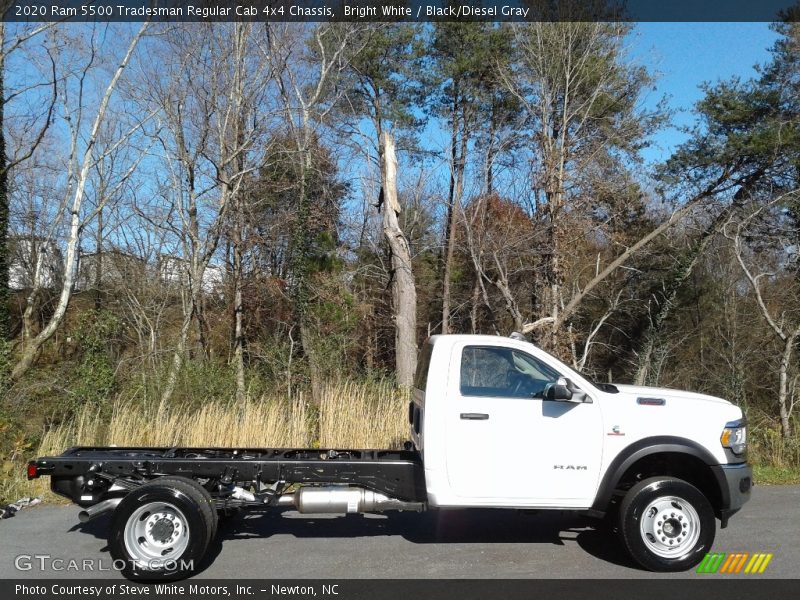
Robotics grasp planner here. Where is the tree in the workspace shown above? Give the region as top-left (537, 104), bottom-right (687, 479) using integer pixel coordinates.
top-left (640, 13), bottom-right (800, 394)
top-left (267, 22), bottom-right (368, 394)
top-left (381, 132), bottom-right (417, 386)
top-left (11, 22), bottom-right (148, 380)
top-left (428, 22), bottom-right (515, 334)
top-left (727, 193), bottom-right (800, 438)
top-left (334, 23), bottom-right (423, 385)
top-left (504, 21), bottom-right (660, 355)
top-left (0, 16), bottom-right (56, 361)
top-left (145, 23), bottom-right (272, 403)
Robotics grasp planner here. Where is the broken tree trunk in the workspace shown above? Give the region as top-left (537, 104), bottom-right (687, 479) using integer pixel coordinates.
top-left (381, 132), bottom-right (417, 387)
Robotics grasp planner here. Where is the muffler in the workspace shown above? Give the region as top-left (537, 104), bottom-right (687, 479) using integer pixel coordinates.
top-left (78, 497), bottom-right (122, 523)
top-left (280, 487), bottom-right (424, 514)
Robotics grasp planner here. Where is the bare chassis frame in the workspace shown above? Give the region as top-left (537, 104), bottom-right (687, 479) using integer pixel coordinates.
top-left (30, 446), bottom-right (427, 510)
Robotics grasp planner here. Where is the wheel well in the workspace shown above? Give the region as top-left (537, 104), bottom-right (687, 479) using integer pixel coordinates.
top-left (614, 452), bottom-right (722, 513)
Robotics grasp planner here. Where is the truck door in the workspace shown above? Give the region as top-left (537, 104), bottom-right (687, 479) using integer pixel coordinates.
top-left (446, 343), bottom-right (603, 507)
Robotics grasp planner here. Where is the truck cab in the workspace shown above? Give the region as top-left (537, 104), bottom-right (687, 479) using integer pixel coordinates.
top-left (411, 334), bottom-right (751, 570)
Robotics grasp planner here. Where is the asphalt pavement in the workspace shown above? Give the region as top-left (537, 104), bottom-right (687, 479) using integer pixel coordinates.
top-left (1, 485), bottom-right (797, 579)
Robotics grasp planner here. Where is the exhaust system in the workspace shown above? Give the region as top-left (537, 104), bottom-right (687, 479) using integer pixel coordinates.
top-left (78, 497), bottom-right (122, 523)
top-left (278, 487), bottom-right (424, 514)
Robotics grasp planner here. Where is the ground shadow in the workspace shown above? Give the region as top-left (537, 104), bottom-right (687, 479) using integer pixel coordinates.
top-left (64, 507), bottom-right (642, 574)
top-left (219, 508), bottom-right (642, 569)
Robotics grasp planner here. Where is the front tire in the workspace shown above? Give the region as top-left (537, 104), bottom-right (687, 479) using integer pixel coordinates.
top-left (618, 476), bottom-right (715, 572)
top-left (109, 478), bottom-right (214, 581)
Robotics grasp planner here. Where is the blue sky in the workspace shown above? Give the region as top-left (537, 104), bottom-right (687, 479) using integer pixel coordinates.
top-left (630, 22), bottom-right (780, 164)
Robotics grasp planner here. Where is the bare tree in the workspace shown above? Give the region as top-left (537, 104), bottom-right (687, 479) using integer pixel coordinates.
top-left (11, 22), bottom-right (148, 380)
top-left (147, 23), bottom-right (272, 403)
top-left (0, 18), bottom-right (57, 344)
top-left (726, 193), bottom-right (800, 438)
top-left (502, 21), bottom-right (659, 353)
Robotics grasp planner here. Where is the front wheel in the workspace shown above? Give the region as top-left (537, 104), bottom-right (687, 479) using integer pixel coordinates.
top-left (618, 476), bottom-right (715, 572)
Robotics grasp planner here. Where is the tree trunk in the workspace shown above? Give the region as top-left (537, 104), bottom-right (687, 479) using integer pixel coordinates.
top-left (442, 98), bottom-right (468, 334)
top-left (161, 300), bottom-right (193, 404)
top-left (381, 132), bottom-right (417, 387)
top-left (778, 332), bottom-right (797, 438)
top-left (231, 114), bottom-right (247, 403)
top-left (0, 33), bottom-right (9, 342)
top-left (94, 209), bottom-right (103, 310)
top-left (232, 188), bottom-right (246, 404)
top-left (485, 103), bottom-right (496, 195)
top-left (470, 277), bottom-right (481, 333)
top-left (521, 169), bottom-right (737, 338)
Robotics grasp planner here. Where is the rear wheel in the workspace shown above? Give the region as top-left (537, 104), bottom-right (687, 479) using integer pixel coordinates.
top-left (109, 478), bottom-right (213, 581)
top-left (618, 476), bottom-right (715, 572)
top-left (154, 476), bottom-right (218, 539)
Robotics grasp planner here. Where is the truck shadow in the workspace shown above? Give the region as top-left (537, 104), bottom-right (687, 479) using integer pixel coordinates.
top-left (69, 508), bottom-right (641, 573)
top-left (218, 508), bottom-right (641, 570)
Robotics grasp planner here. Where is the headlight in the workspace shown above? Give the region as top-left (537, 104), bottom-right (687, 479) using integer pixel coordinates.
top-left (721, 419), bottom-right (747, 456)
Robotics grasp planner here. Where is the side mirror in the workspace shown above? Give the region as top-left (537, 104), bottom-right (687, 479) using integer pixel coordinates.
top-left (544, 381), bottom-right (573, 401)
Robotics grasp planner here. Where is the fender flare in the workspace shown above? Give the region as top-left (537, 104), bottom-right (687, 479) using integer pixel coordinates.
top-left (591, 436), bottom-right (727, 513)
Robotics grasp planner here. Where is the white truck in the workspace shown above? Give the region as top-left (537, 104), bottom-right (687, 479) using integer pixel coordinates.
top-left (28, 334), bottom-right (752, 580)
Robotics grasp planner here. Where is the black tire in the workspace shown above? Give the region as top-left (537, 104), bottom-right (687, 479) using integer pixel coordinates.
top-left (618, 476), bottom-right (715, 572)
top-left (108, 478), bottom-right (213, 581)
top-left (155, 476), bottom-right (219, 539)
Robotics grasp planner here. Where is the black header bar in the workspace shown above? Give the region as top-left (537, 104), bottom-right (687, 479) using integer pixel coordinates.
top-left (4, 0), bottom-right (800, 23)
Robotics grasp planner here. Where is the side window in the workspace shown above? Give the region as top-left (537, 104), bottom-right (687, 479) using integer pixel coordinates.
top-left (460, 346), bottom-right (560, 399)
top-left (414, 341), bottom-right (434, 391)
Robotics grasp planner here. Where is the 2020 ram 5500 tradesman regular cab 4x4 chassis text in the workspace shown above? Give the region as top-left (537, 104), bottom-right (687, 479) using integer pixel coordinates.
top-left (27, 334), bottom-right (752, 580)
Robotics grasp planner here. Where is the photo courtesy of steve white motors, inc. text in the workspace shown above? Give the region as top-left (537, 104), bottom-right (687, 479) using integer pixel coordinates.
top-left (14, 583), bottom-right (340, 597)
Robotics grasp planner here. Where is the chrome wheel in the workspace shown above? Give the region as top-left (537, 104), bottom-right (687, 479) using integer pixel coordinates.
top-left (124, 502), bottom-right (190, 567)
top-left (639, 495), bottom-right (701, 559)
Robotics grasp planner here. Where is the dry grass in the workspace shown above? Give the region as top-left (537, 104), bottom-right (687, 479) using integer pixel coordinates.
top-left (4, 380), bottom-right (409, 503)
top-left (318, 380), bottom-right (409, 448)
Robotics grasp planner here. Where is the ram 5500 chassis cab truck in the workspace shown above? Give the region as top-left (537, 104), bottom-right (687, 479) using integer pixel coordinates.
top-left (28, 334), bottom-right (752, 580)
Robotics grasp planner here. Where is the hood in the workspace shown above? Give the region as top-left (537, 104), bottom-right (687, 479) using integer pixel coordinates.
top-left (613, 384), bottom-right (732, 407)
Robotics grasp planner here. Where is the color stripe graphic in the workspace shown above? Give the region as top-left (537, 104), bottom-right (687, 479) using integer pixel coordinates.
top-left (697, 552), bottom-right (773, 574)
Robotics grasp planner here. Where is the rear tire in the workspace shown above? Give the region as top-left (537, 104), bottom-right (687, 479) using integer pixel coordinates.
top-left (108, 478), bottom-right (213, 581)
top-left (154, 476), bottom-right (219, 539)
top-left (618, 476), bottom-right (715, 572)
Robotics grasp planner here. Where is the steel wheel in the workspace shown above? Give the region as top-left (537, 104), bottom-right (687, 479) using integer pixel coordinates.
top-left (618, 476), bottom-right (715, 572)
top-left (638, 495), bottom-right (701, 558)
top-left (124, 501), bottom-right (190, 566)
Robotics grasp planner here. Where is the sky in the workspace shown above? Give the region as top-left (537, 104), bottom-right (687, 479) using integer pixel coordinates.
top-left (630, 22), bottom-right (780, 165)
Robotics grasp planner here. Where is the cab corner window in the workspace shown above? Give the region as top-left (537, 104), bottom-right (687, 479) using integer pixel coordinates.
top-left (414, 340), bottom-right (434, 391)
top-left (460, 346), bottom-right (559, 399)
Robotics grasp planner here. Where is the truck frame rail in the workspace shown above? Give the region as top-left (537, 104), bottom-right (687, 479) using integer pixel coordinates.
top-left (29, 446), bottom-right (427, 508)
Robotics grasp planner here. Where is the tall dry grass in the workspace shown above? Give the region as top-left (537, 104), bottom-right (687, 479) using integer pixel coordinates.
top-left (318, 380), bottom-right (409, 448)
top-left (5, 380), bottom-right (409, 502)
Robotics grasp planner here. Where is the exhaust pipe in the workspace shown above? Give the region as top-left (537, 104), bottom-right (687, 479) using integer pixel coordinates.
top-left (78, 497), bottom-right (122, 523)
top-left (278, 487), bottom-right (424, 514)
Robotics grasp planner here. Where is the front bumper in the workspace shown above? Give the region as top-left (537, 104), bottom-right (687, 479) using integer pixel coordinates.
top-left (711, 462), bottom-right (753, 527)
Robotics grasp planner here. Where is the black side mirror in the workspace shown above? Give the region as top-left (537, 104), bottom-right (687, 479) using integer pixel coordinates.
top-left (544, 381), bottom-right (573, 401)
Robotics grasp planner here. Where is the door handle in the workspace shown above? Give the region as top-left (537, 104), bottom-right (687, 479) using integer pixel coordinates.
top-left (460, 413), bottom-right (489, 420)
